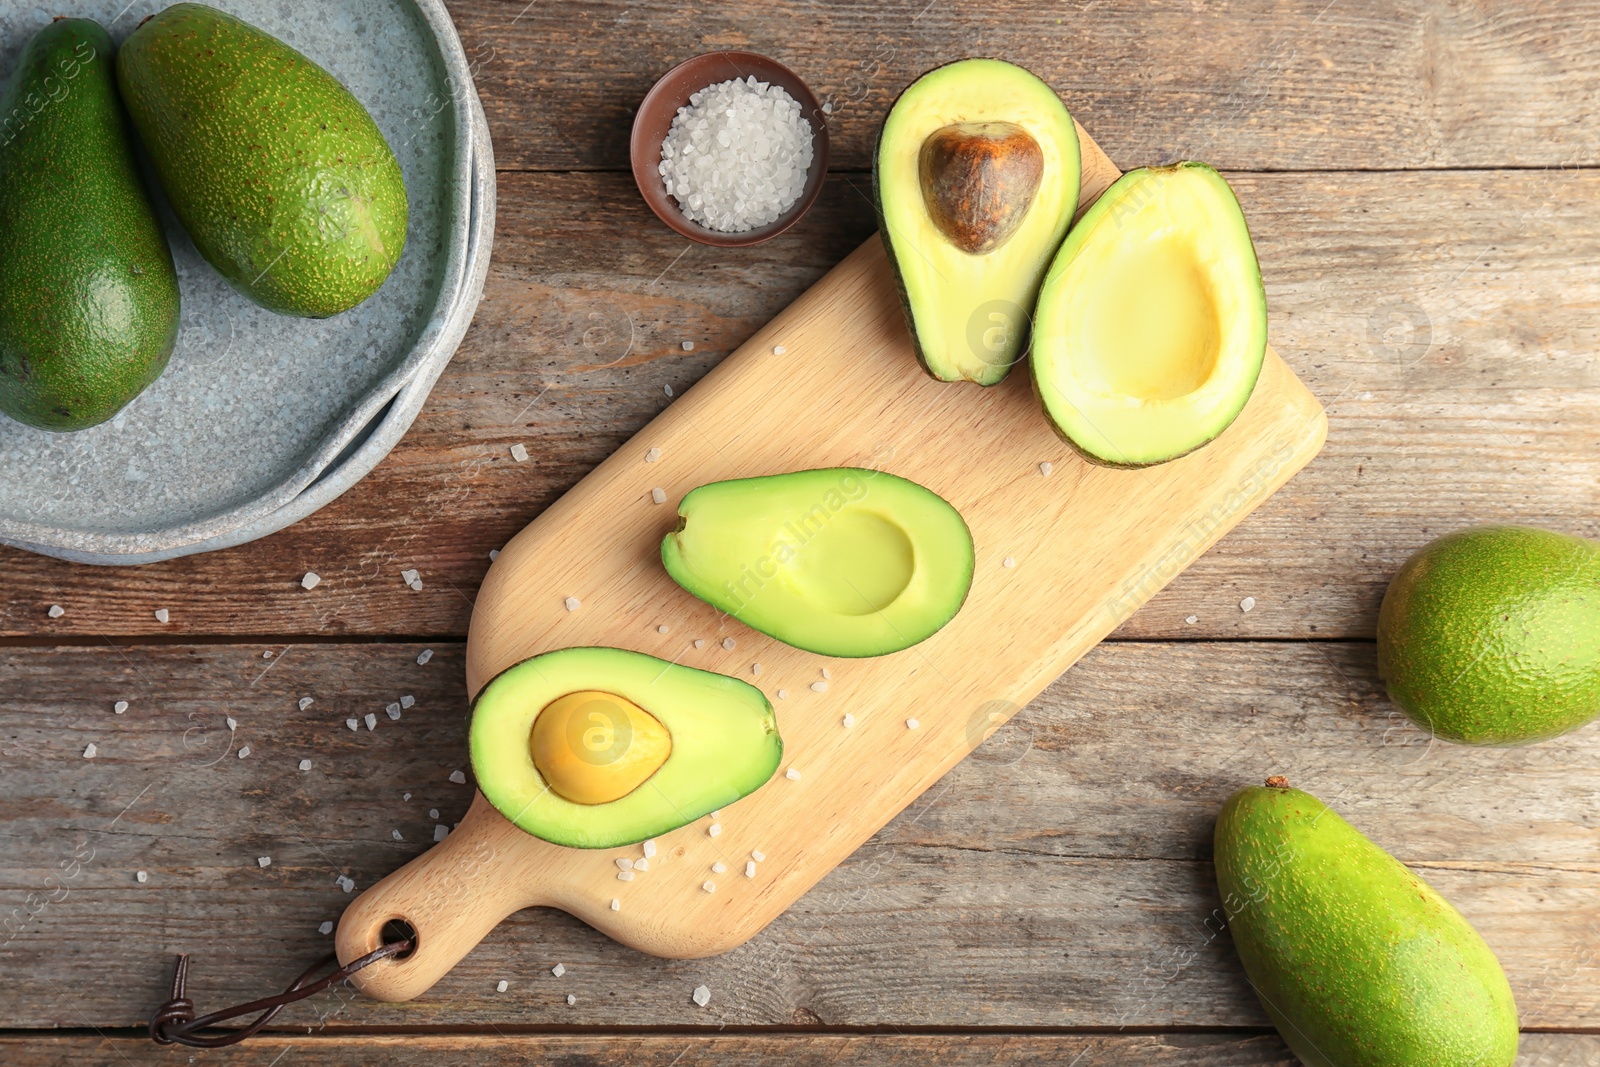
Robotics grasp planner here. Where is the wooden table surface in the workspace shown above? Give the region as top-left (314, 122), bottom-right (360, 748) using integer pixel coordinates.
top-left (3, 2), bottom-right (1598, 1063)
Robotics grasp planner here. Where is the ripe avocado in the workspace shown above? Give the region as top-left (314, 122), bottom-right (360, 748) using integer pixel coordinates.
top-left (1031, 163), bottom-right (1266, 467)
top-left (661, 468), bottom-right (974, 658)
top-left (0, 18), bottom-right (179, 432)
top-left (875, 59), bottom-right (1080, 386)
top-left (1378, 524), bottom-right (1600, 744)
top-left (116, 3), bottom-right (407, 318)
top-left (470, 647), bottom-right (782, 849)
top-left (1215, 779), bottom-right (1519, 1067)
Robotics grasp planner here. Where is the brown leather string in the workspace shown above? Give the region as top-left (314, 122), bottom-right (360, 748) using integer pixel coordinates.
top-left (149, 937), bottom-right (413, 1048)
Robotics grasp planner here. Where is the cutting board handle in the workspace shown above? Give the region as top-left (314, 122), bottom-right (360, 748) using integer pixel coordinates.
top-left (335, 792), bottom-right (549, 1002)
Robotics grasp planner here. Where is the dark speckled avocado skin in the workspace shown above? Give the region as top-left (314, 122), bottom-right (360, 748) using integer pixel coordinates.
top-left (1215, 783), bottom-right (1518, 1067)
top-left (1378, 524), bottom-right (1600, 745)
top-left (116, 3), bottom-right (407, 318)
top-left (0, 18), bottom-right (179, 432)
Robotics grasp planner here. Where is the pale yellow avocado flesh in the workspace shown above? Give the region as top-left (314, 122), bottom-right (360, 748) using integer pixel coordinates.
top-left (470, 647), bottom-right (781, 848)
top-left (1031, 163), bottom-right (1267, 467)
top-left (661, 468), bottom-right (975, 658)
top-left (876, 58), bottom-right (1081, 385)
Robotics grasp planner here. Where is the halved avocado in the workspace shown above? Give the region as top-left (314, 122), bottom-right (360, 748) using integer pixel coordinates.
top-left (1031, 162), bottom-right (1267, 467)
top-left (470, 647), bottom-right (781, 849)
top-left (661, 468), bottom-right (974, 658)
top-left (875, 58), bottom-right (1081, 386)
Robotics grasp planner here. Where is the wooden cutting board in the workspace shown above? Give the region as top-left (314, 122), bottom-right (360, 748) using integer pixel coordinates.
top-left (337, 124), bottom-right (1327, 1001)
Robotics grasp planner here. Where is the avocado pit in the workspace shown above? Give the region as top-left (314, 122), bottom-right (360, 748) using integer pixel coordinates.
top-left (530, 690), bottom-right (672, 805)
top-left (918, 121), bottom-right (1044, 255)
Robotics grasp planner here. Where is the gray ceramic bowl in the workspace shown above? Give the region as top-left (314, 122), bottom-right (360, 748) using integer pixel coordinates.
top-left (0, 0), bottom-right (494, 564)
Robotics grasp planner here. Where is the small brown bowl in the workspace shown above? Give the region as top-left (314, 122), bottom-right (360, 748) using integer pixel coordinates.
top-left (630, 51), bottom-right (830, 248)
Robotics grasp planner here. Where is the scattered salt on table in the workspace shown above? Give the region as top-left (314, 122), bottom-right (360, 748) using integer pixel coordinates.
top-left (301, 572), bottom-right (320, 590)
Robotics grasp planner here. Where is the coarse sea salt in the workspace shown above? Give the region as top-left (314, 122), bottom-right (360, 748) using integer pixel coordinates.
top-left (659, 76), bottom-right (813, 233)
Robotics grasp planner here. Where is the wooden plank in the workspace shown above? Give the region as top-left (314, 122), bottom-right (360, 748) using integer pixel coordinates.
top-left (1, 168), bottom-right (1597, 640)
top-left (1, 641), bottom-right (1595, 1028)
top-left (0, 1032), bottom-right (1323, 1066)
top-left (443, 0), bottom-right (1600, 171)
top-left (11, 1032), bottom-right (1600, 1065)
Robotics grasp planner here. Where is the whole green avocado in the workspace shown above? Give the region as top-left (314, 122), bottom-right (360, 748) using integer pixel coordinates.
top-left (1215, 780), bottom-right (1518, 1067)
top-left (116, 3), bottom-right (408, 318)
top-left (1378, 524), bottom-right (1600, 744)
top-left (0, 18), bottom-right (179, 432)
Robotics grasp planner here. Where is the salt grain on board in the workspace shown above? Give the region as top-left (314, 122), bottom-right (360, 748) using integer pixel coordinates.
top-left (722, 637), bottom-right (735, 650)
top-left (154, 608), bottom-right (170, 623)
top-left (391, 829), bottom-right (403, 841)
top-left (752, 663), bottom-right (762, 675)
top-left (751, 850), bottom-right (766, 862)
top-left (565, 596), bottom-right (581, 612)
top-left (692, 984), bottom-right (711, 1007)
top-left (664, 384), bottom-right (674, 397)
top-left (1039, 461), bottom-right (1054, 477)
top-left (227, 717), bottom-right (237, 731)
top-left (841, 714), bottom-right (855, 728)
top-left (417, 649), bottom-right (434, 665)
top-left (346, 718), bottom-right (359, 732)
top-left (299, 759), bottom-right (312, 771)
top-left (693, 639), bottom-right (705, 649)
top-left (337, 875), bottom-right (355, 893)
top-left (552, 963), bottom-right (566, 977)
top-left (257, 856), bottom-right (271, 868)
top-left (634, 858), bottom-right (649, 872)
top-left (364, 713), bottom-right (378, 731)
top-left (82, 743), bottom-right (96, 759)
top-left (301, 572), bottom-right (321, 590)
top-left (401, 695), bottom-right (415, 709)
top-left (113, 700), bottom-right (128, 714)
top-left (651, 487), bottom-right (667, 504)
top-left (810, 681), bottom-right (828, 693)
top-left (1003, 557), bottom-right (1016, 568)
top-left (609, 898), bottom-right (620, 911)
top-left (137, 871), bottom-right (149, 883)
top-left (643, 839), bottom-right (657, 859)
top-left (702, 880), bottom-right (716, 893)
top-left (238, 746), bottom-right (250, 759)
top-left (680, 340), bottom-right (694, 351)
top-left (48, 605), bottom-right (64, 618)
top-left (401, 568), bottom-right (420, 586)
top-left (298, 697), bottom-right (314, 711)
top-left (645, 447), bottom-right (661, 463)
top-left (745, 861), bottom-right (756, 878)
top-left (617, 870), bottom-right (635, 881)
top-left (510, 443), bottom-right (529, 462)
top-left (616, 858), bottom-right (634, 871)
top-left (772, 345), bottom-right (786, 355)
top-left (434, 825), bottom-right (448, 842)
top-left (906, 718), bottom-right (920, 730)
top-left (489, 549), bottom-right (500, 561)
top-left (708, 823), bottom-right (721, 837)
top-left (1185, 615), bottom-right (1198, 625)
top-left (1240, 596), bottom-right (1257, 612)
top-left (657, 624), bottom-right (669, 634)
top-left (449, 769), bottom-right (467, 784)
top-left (785, 767), bottom-right (801, 780)
top-left (712, 861), bottom-right (726, 874)
top-left (319, 921), bottom-right (334, 935)
top-left (429, 808), bottom-right (440, 819)
top-left (386, 703), bottom-right (402, 720)
top-left (777, 689), bottom-right (788, 700)
top-left (496, 980), bottom-right (508, 992)
top-left (567, 993), bottom-right (577, 1005)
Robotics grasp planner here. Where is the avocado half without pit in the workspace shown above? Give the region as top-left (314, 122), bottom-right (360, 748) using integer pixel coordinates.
top-left (875, 58), bottom-right (1081, 386)
top-left (1031, 162), bottom-right (1268, 467)
top-left (660, 468), bottom-right (975, 658)
top-left (470, 647), bottom-right (782, 849)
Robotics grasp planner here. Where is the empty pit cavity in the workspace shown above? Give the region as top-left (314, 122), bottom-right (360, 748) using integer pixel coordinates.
top-left (785, 511), bottom-right (915, 616)
top-left (1083, 240), bottom-right (1220, 402)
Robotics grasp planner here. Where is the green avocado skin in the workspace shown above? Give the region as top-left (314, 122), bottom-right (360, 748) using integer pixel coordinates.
top-left (1215, 785), bottom-right (1517, 1067)
top-left (116, 3), bottom-right (408, 318)
top-left (1378, 525), bottom-right (1600, 745)
top-left (0, 18), bottom-right (179, 432)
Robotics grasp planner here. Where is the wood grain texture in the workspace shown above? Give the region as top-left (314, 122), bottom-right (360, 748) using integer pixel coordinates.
top-left (11, 1032), bottom-right (1600, 1065)
top-left (334, 130), bottom-right (1322, 992)
top-left (443, 0), bottom-right (1600, 171)
top-left (1, 167), bottom-right (1594, 642)
top-left (2, 641), bottom-right (1594, 1029)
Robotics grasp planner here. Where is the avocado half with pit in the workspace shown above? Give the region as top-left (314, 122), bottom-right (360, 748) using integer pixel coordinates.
top-left (875, 58), bottom-right (1081, 386)
top-left (1031, 162), bottom-right (1267, 467)
top-left (661, 468), bottom-right (974, 658)
top-left (470, 647), bottom-right (781, 848)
